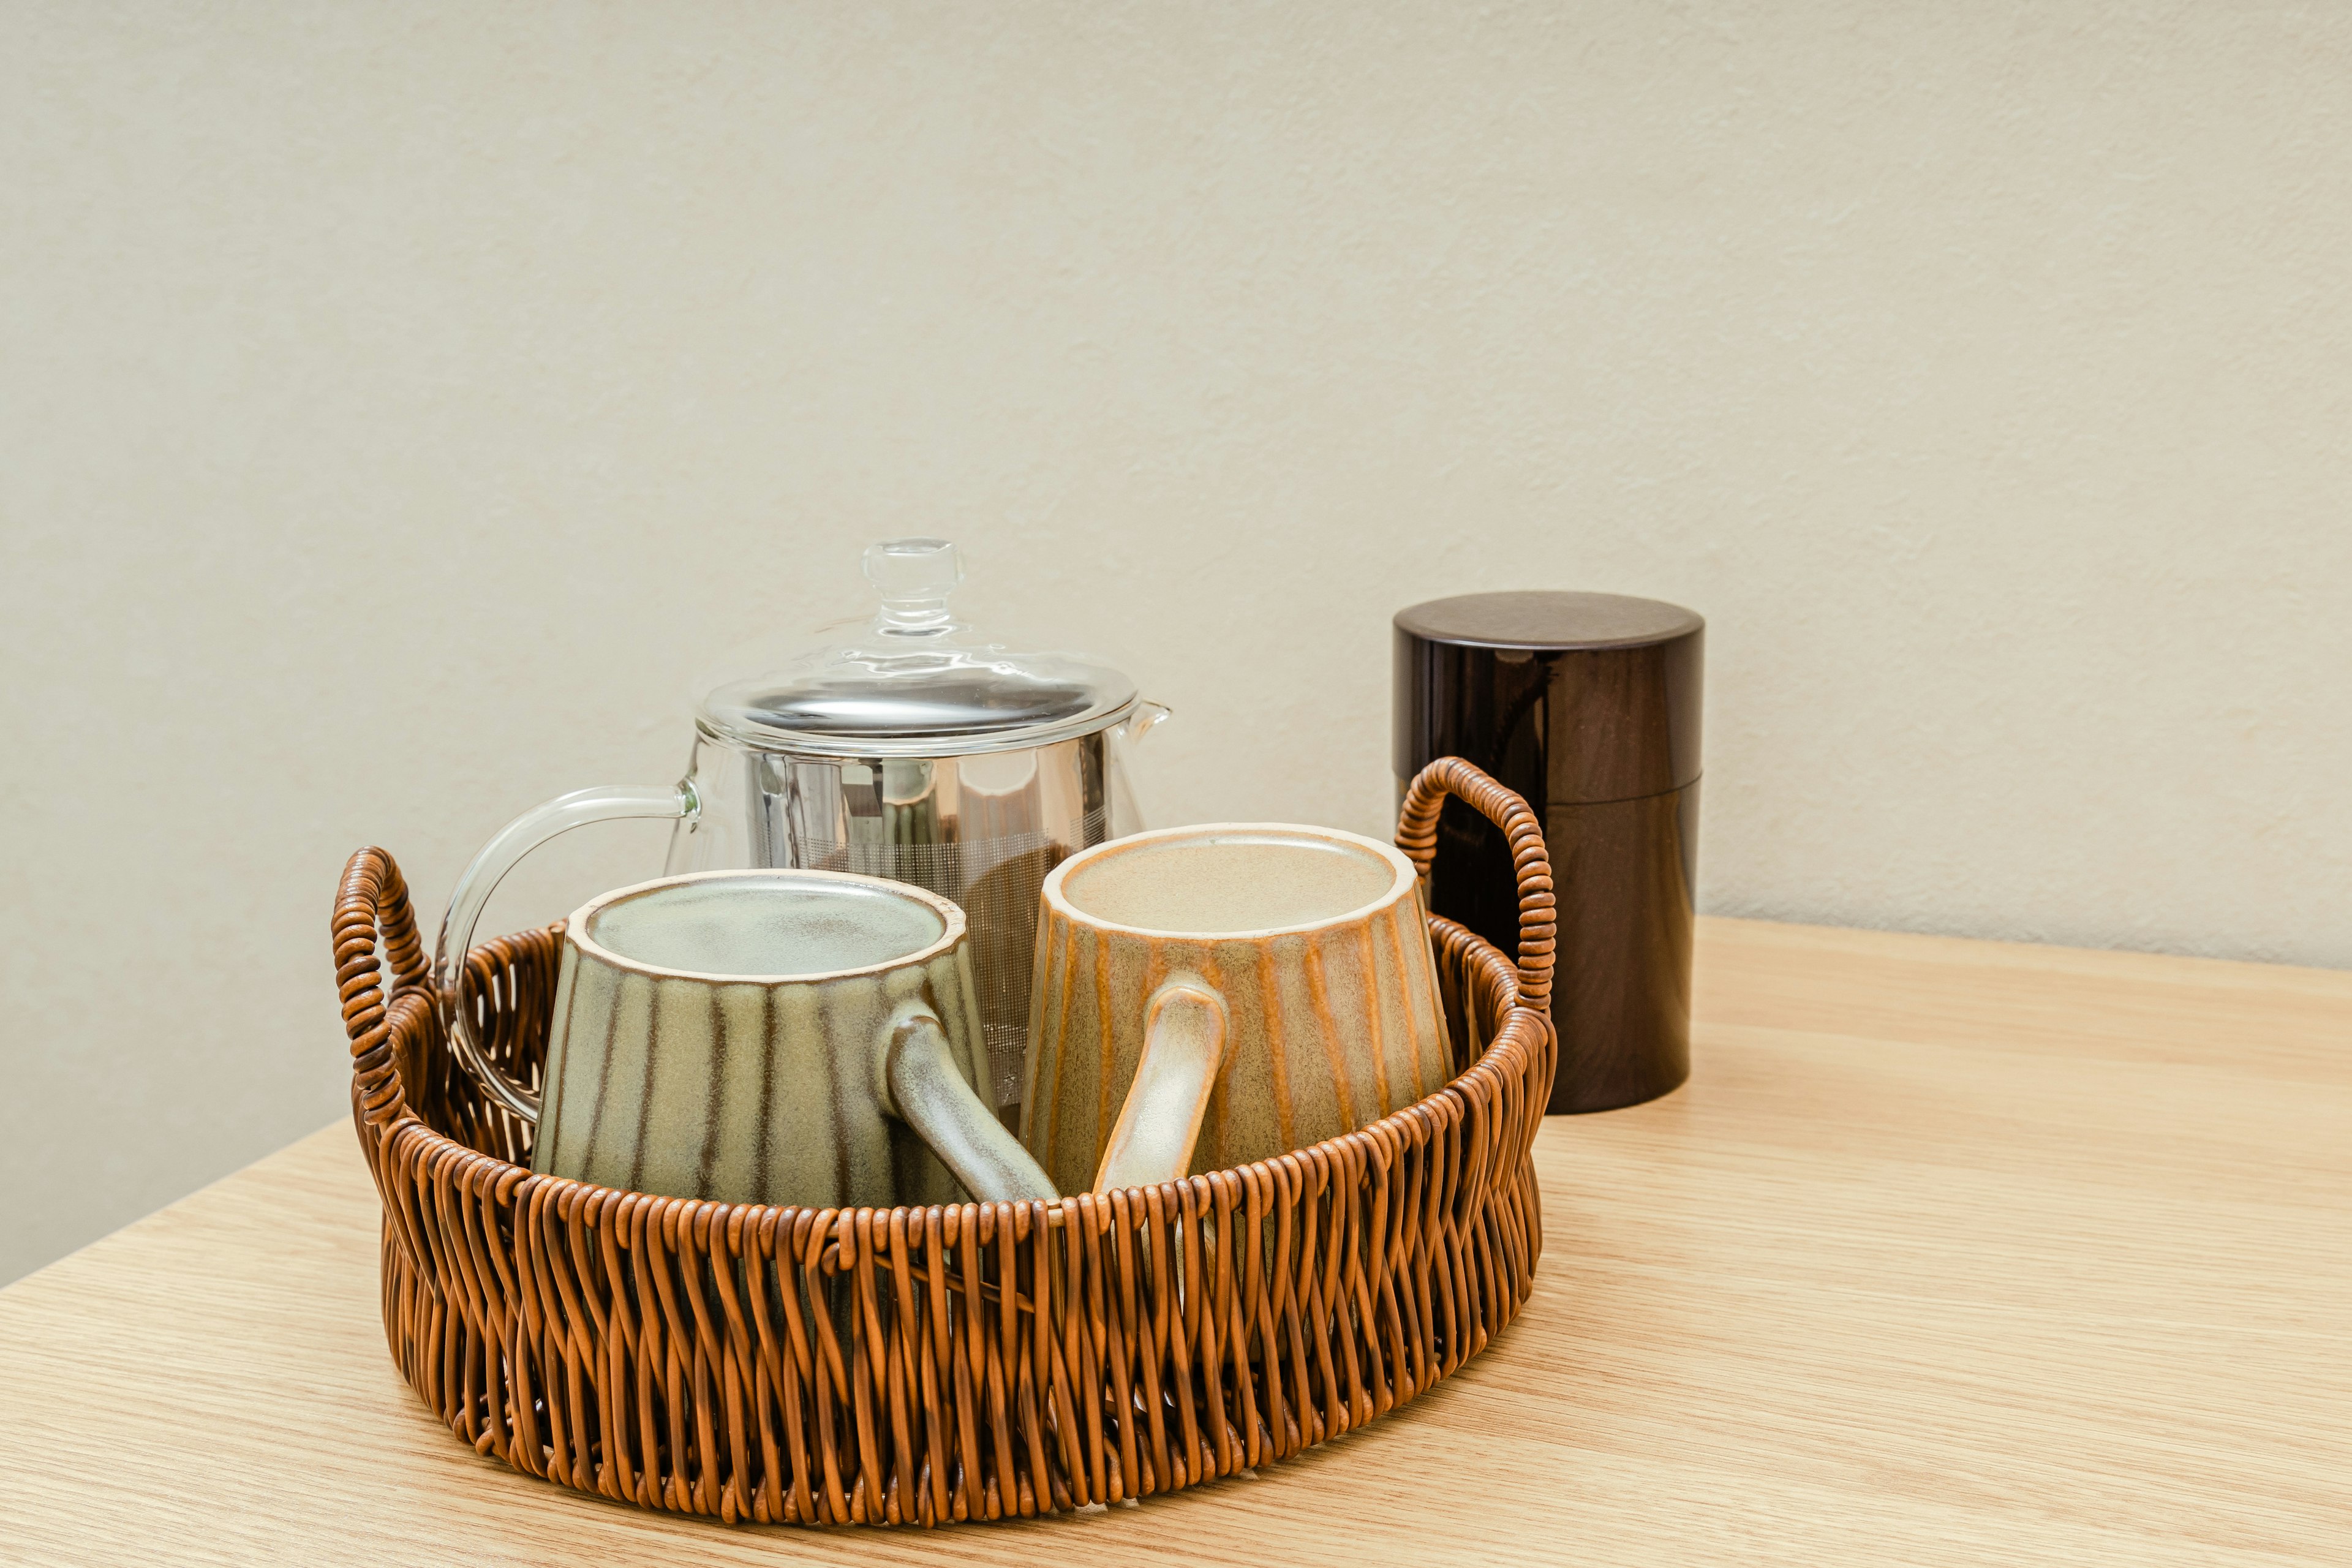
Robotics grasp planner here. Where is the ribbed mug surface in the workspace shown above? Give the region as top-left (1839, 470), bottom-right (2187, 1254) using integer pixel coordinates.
top-left (534, 870), bottom-right (998, 1209)
top-left (1020, 824), bottom-right (1451, 1193)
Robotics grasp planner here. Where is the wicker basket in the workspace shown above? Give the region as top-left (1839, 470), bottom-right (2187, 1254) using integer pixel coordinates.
top-left (330, 758), bottom-right (1556, 1527)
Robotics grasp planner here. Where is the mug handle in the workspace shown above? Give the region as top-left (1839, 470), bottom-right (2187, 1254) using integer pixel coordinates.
top-left (882, 1001), bottom-right (1059, 1202)
top-left (433, 782), bottom-right (699, 1123)
top-left (1090, 974), bottom-right (1229, 1193)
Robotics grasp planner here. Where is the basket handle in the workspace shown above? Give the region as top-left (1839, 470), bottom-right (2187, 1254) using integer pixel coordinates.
top-left (334, 846), bottom-right (429, 1128)
top-left (1395, 757), bottom-right (1555, 1013)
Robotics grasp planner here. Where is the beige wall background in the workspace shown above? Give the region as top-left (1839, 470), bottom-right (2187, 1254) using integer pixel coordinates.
top-left (4, 1), bottom-right (2347, 1285)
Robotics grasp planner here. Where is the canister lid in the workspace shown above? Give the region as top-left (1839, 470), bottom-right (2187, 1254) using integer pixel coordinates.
top-left (699, 540), bottom-right (1140, 758)
top-left (1394, 591), bottom-right (1703, 803)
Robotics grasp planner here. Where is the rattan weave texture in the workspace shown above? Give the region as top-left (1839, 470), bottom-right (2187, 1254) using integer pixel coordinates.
top-left (330, 758), bottom-right (1556, 1526)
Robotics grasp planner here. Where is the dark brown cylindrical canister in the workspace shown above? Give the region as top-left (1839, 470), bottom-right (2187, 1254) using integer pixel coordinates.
top-left (1393, 593), bottom-right (1703, 1113)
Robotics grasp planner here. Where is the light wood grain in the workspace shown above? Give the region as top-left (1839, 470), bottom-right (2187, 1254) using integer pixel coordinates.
top-left (3, 917), bottom-right (2345, 1566)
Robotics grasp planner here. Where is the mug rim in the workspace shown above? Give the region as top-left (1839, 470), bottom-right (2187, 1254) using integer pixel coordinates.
top-left (1043, 822), bottom-right (1419, 940)
top-left (565, 867), bottom-right (967, 985)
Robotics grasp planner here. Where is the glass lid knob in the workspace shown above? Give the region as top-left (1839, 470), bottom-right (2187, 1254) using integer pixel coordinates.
top-left (864, 538), bottom-right (965, 636)
top-left (695, 535), bottom-right (1142, 756)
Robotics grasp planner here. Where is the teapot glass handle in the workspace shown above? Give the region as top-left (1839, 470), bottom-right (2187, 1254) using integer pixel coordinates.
top-left (432, 782), bottom-right (699, 1123)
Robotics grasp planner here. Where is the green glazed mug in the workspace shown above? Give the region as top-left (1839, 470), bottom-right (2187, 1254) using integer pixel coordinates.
top-left (531, 869), bottom-right (1056, 1208)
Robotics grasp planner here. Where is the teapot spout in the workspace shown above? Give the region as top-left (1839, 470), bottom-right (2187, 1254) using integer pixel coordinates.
top-left (1123, 699), bottom-right (1172, 745)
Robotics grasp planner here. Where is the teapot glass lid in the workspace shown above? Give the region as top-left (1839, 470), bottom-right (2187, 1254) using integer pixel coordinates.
top-left (697, 538), bottom-right (1140, 758)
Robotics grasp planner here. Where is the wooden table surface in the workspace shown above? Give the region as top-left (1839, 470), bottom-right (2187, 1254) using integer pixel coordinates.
top-left (2, 918), bottom-right (2346, 1566)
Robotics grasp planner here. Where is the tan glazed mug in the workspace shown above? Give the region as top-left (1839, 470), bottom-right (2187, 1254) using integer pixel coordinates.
top-left (529, 869), bottom-right (1056, 1208)
top-left (1019, 824), bottom-right (1452, 1193)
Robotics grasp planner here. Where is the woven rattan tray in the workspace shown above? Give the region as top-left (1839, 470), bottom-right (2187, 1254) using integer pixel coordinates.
top-left (330, 758), bottom-right (1556, 1527)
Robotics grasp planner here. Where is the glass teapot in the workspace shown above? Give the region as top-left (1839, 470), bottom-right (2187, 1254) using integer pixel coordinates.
top-left (434, 538), bottom-right (1168, 1126)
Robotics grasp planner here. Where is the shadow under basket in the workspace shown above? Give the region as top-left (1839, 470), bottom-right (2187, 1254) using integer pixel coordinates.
top-left (330, 758), bottom-right (1558, 1528)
